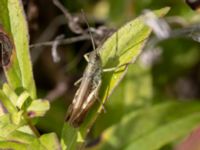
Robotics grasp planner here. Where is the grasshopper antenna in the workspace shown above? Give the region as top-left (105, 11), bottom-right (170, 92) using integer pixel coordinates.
top-left (81, 10), bottom-right (96, 52)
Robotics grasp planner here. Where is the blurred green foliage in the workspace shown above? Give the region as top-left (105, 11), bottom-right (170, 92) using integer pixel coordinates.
top-left (1, 0), bottom-right (200, 149)
top-left (38, 0), bottom-right (200, 149)
top-left (59, 0), bottom-right (200, 149)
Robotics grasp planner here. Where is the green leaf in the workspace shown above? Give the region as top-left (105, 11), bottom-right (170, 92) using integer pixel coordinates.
top-left (2, 83), bottom-right (18, 106)
top-left (85, 6), bottom-right (170, 133)
top-left (0, 141), bottom-right (27, 150)
top-left (39, 133), bottom-right (61, 150)
top-left (17, 125), bottom-right (35, 135)
top-left (2, 83), bottom-right (40, 111)
top-left (27, 99), bottom-right (50, 118)
top-left (8, 0), bottom-right (36, 98)
top-left (125, 114), bottom-right (200, 150)
top-left (0, 89), bottom-right (17, 113)
top-left (28, 133), bottom-right (61, 150)
top-left (0, 1), bottom-right (22, 90)
top-left (10, 110), bottom-right (24, 125)
top-left (29, 139), bottom-right (47, 150)
top-left (100, 7), bottom-right (170, 104)
top-left (99, 101), bottom-right (200, 150)
top-left (3, 130), bottom-right (36, 144)
top-left (0, 0), bottom-right (36, 99)
top-left (93, 62), bottom-right (153, 135)
top-left (0, 114), bottom-right (19, 137)
top-left (16, 91), bottom-right (32, 109)
top-left (62, 7), bottom-right (170, 149)
top-left (61, 123), bottom-right (81, 150)
top-left (0, 0), bottom-right (11, 31)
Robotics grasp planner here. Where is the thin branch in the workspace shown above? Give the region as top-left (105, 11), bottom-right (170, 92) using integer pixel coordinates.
top-left (31, 15), bottom-right (67, 63)
top-left (52, 34), bottom-right (64, 62)
top-left (52, 0), bottom-right (72, 20)
top-left (30, 34), bottom-right (91, 48)
top-left (52, 0), bottom-right (83, 34)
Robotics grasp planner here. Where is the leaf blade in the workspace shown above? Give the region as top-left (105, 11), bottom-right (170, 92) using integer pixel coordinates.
top-left (7, 0), bottom-right (36, 98)
top-left (0, 0), bottom-right (36, 98)
top-left (99, 101), bottom-right (200, 150)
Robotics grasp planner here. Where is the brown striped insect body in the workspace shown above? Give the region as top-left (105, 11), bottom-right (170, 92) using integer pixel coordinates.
top-left (65, 12), bottom-right (120, 127)
top-left (66, 48), bottom-right (102, 127)
top-left (65, 10), bottom-right (105, 126)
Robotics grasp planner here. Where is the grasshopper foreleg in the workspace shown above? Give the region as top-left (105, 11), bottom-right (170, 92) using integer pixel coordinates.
top-left (84, 52), bottom-right (91, 62)
top-left (74, 77), bottom-right (83, 86)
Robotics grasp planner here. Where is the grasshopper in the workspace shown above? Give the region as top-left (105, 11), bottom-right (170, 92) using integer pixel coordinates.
top-left (65, 13), bottom-right (113, 127)
top-left (65, 11), bottom-right (132, 127)
top-left (65, 44), bottom-right (125, 127)
top-left (65, 48), bottom-right (102, 127)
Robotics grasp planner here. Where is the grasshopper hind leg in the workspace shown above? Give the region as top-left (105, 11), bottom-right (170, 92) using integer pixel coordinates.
top-left (66, 103), bottom-right (88, 127)
top-left (65, 104), bottom-right (82, 127)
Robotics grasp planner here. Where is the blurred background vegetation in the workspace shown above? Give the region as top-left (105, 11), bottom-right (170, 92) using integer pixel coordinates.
top-left (19, 0), bottom-right (200, 149)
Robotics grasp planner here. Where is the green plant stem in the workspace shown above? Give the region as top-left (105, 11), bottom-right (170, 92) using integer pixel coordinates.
top-left (27, 119), bottom-right (40, 137)
top-left (23, 114), bottom-right (40, 137)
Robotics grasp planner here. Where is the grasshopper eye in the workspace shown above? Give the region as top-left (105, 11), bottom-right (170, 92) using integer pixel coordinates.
top-left (185, 0), bottom-right (200, 11)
